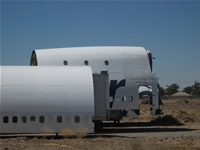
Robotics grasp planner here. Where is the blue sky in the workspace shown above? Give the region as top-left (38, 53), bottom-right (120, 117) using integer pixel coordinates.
top-left (1, 0), bottom-right (200, 90)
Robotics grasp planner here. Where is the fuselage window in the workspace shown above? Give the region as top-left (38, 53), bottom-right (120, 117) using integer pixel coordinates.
top-left (13, 116), bottom-right (18, 123)
top-left (74, 116), bottom-right (80, 123)
top-left (129, 96), bottom-right (133, 102)
top-left (105, 60), bottom-right (109, 65)
top-left (122, 96), bottom-right (126, 102)
top-left (66, 116), bottom-right (71, 123)
top-left (30, 116), bottom-right (36, 123)
top-left (115, 96), bottom-right (120, 102)
top-left (83, 116), bottom-right (89, 123)
top-left (39, 116), bottom-right (45, 123)
top-left (3, 116), bottom-right (9, 123)
top-left (22, 116), bottom-right (27, 123)
top-left (109, 96), bottom-right (113, 102)
top-left (48, 116), bottom-right (54, 123)
top-left (63, 60), bottom-right (68, 65)
top-left (57, 116), bottom-right (62, 123)
top-left (84, 60), bottom-right (89, 65)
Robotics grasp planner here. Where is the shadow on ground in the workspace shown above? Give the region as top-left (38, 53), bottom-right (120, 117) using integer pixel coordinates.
top-left (99, 127), bottom-right (197, 134)
top-left (104, 115), bottom-right (184, 128)
top-left (0, 127), bottom-right (197, 140)
top-left (93, 115), bottom-right (198, 134)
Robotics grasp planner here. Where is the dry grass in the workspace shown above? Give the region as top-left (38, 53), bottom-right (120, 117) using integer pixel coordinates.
top-left (140, 98), bottom-right (150, 104)
top-left (175, 110), bottom-right (195, 123)
top-left (60, 126), bottom-right (88, 139)
top-left (75, 126), bottom-right (88, 139)
top-left (60, 128), bottom-right (76, 138)
top-left (42, 127), bottom-right (54, 134)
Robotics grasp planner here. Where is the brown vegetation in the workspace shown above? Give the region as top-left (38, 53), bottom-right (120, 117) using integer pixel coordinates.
top-left (0, 98), bottom-right (200, 150)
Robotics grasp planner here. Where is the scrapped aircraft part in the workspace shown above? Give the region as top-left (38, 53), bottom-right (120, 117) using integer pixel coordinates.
top-left (29, 46), bottom-right (163, 119)
top-left (30, 50), bottom-right (37, 66)
top-left (146, 49), bottom-right (153, 72)
top-left (93, 73), bottom-right (109, 121)
top-left (139, 91), bottom-right (153, 104)
top-left (30, 46), bottom-right (152, 73)
top-left (0, 66), bottom-right (94, 134)
top-left (139, 91), bottom-right (163, 105)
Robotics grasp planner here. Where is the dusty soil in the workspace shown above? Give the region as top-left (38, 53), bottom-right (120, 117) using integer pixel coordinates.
top-left (1, 98), bottom-right (200, 150)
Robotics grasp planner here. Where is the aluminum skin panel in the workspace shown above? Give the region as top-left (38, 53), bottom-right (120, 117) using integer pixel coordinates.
top-left (31, 46), bottom-right (150, 74)
top-left (30, 46), bottom-right (162, 117)
top-left (0, 66), bottom-right (94, 134)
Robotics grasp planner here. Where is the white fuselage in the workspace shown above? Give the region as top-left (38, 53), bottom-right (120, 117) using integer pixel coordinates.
top-left (0, 46), bottom-right (162, 135)
top-left (31, 46), bottom-right (160, 114)
top-left (0, 66), bottom-right (94, 134)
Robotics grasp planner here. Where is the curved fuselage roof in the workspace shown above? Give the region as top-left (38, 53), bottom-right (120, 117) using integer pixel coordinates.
top-left (30, 46), bottom-right (152, 79)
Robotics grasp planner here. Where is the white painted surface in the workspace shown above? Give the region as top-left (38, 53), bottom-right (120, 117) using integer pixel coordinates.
top-left (30, 46), bottom-right (162, 117)
top-left (0, 66), bottom-right (94, 133)
top-left (31, 46), bottom-right (151, 75)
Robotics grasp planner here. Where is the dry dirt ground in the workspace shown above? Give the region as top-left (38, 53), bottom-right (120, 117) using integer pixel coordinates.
top-left (1, 98), bottom-right (200, 150)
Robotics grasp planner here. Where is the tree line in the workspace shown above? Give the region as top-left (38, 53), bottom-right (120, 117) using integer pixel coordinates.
top-left (158, 81), bottom-right (200, 97)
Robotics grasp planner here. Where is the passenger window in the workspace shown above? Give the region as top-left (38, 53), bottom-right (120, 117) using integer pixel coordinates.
top-left (30, 116), bottom-right (36, 123)
top-left (57, 116), bottom-right (62, 123)
top-left (129, 96), bottom-right (133, 102)
top-left (13, 116), bottom-right (18, 123)
top-left (22, 116), bottom-right (27, 123)
top-left (63, 60), bottom-right (68, 65)
top-left (39, 116), bottom-right (45, 123)
top-left (84, 60), bottom-right (89, 65)
top-left (122, 96), bottom-right (126, 102)
top-left (105, 60), bottom-right (109, 65)
top-left (115, 96), bottom-right (120, 102)
top-left (3, 116), bottom-right (9, 123)
top-left (48, 116), bottom-right (54, 123)
top-left (83, 116), bottom-right (89, 123)
top-left (109, 96), bottom-right (113, 102)
top-left (74, 116), bottom-right (80, 123)
top-left (66, 116), bottom-right (71, 123)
